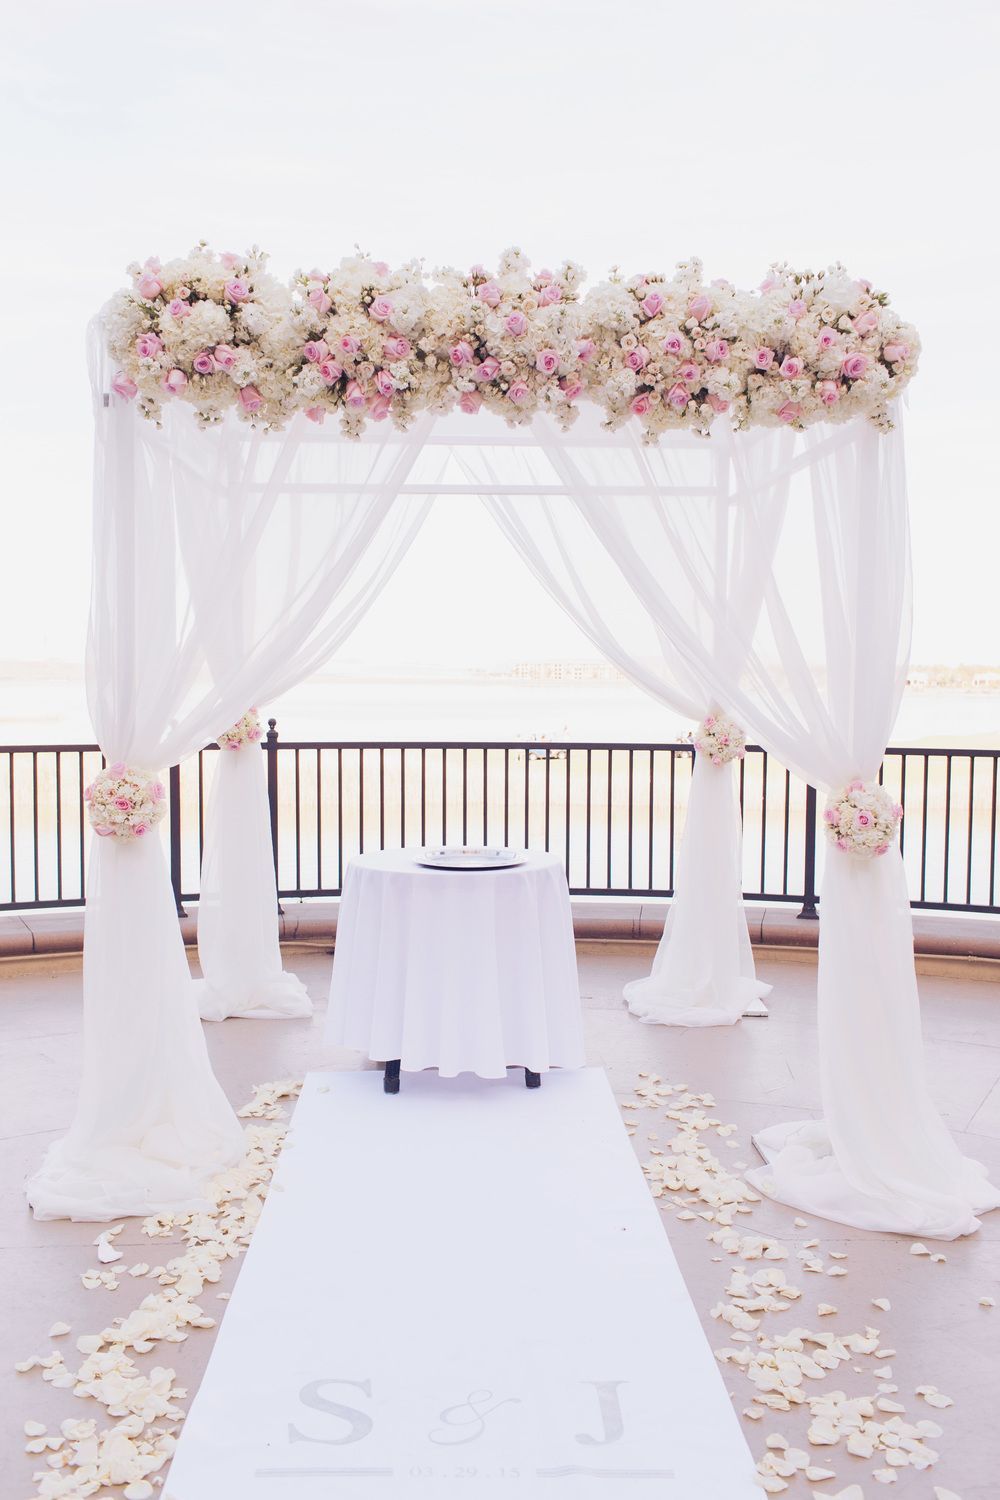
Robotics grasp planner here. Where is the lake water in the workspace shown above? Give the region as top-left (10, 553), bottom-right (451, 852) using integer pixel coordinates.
top-left (3, 670), bottom-right (999, 749)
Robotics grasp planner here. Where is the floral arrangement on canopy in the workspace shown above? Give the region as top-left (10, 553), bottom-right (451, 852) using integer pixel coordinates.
top-left (105, 245), bottom-right (919, 441)
top-left (824, 780), bottom-right (903, 858)
top-left (694, 712), bottom-right (747, 766)
top-left (217, 708), bottom-right (263, 751)
top-left (85, 765), bottom-right (167, 840)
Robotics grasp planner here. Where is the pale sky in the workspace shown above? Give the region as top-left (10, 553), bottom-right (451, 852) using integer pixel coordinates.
top-left (2, 0), bottom-right (997, 669)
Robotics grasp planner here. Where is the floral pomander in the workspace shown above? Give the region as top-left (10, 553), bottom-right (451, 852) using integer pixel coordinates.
top-left (824, 779), bottom-right (902, 858)
top-left (85, 764), bottom-right (166, 840)
top-left (694, 713), bottom-right (746, 766)
top-left (217, 709), bottom-right (263, 751)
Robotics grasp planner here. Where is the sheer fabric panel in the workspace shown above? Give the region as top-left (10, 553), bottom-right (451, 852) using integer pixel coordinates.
top-left (27, 326), bottom-right (433, 1219)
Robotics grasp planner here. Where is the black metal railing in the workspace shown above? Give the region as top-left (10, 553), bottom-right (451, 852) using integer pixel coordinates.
top-left (2, 725), bottom-right (998, 918)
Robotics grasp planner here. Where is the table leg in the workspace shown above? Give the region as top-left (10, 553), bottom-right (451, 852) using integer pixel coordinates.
top-left (384, 1059), bottom-right (401, 1095)
top-left (524, 1069), bottom-right (541, 1089)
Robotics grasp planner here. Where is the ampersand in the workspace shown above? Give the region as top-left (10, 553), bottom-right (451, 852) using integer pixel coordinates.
top-left (428, 1389), bottom-right (521, 1446)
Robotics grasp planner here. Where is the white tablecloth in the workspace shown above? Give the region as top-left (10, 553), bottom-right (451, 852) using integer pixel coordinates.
top-left (325, 850), bottom-right (585, 1078)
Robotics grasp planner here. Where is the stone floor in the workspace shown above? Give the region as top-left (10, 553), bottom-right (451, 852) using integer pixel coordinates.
top-left (3, 943), bottom-right (1000, 1498)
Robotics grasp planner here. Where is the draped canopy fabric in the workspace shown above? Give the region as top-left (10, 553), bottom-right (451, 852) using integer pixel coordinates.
top-left (26, 328), bottom-right (437, 1221)
top-left (33, 343), bottom-right (1000, 1240)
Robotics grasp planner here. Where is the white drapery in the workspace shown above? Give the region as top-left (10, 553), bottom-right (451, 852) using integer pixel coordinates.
top-left (27, 326), bottom-right (434, 1220)
top-left (454, 409), bottom-right (772, 1027)
top-left (42, 370), bottom-right (1000, 1238)
top-left (456, 406), bottom-right (997, 1237)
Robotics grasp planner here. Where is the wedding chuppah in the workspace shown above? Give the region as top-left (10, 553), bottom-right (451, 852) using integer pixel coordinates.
top-left (24, 244), bottom-right (999, 1251)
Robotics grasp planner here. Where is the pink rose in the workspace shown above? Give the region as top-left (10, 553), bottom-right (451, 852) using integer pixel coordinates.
top-left (853, 309), bottom-right (879, 335)
top-left (368, 393), bottom-right (391, 421)
top-left (305, 406), bottom-right (326, 424)
top-left (212, 344), bottom-right (236, 370)
top-left (823, 807), bottom-right (839, 825)
top-left (477, 281), bottom-right (502, 308)
top-left (162, 368), bottom-right (188, 394)
top-left (576, 338), bottom-right (596, 363)
top-left (340, 334), bottom-right (361, 355)
top-left (307, 288), bottom-right (332, 316)
top-left (836, 836), bottom-right (850, 851)
top-left (225, 278), bottom-right (250, 303)
top-left (787, 299), bottom-right (807, 319)
top-left (759, 275), bottom-right (779, 293)
top-left (459, 390), bottom-right (482, 414)
top-left (111, 372), bottom-right (137, 400)
top-left (136, 273), bottom-right (162, 300)
top-left (667, 382), bottom-right (689, 409)
top-left (625, 345), bottom-right (650, 371)
top-left (535, 347), bottom-right (560, 375)
top-left (883, 342), bottom-right (909, 364)
top-left (505, 311), bottom-right (528, 336)
top-left (856, 810), bottom-right (872, 827)
top-left (375, 368), bottom-right (395, 396)
top-left (135, 332), bottom-right (162, 359)
top-left (319, 358), bottom-right (343, 384)
top-left (450, 341), bottom-right (474, 367)
top-left (704, 338), bottom-right (729, 363)
top-left (114, 797), bottom-right (132, 810)
top-left (384, 336), bottom-right (411, 359)
top-left (220, 252), bottom-right (241, 270)
top-left (631, 393), bottom-right (652, 417)
top-left (238, 385), bottom-right (262, 413)
top-left (538, 283), bottom-right (563, 305)
top-left (753, 346), bottom-right (775, 370)
top-left (817, 328), bottom-right (839, 350)
top-left (535, 269), bottom-right (553, 286)
top-left (662, 331), bottom-right (684, 356)
top-left (779, 356), bottom-right (803, 379)
top-left (83, 784), bottom-right (93, 802)
top-left (893, 803), bottom-right (904, 820)
top-left (132, 823), bottom-right (149, 837)
top-left (93, 825), bottom-right (114, 838)
top-left (369, 295), bottom-right (394, 322)
top-left (559, 376), bottom-right (583, 401)
top-left (303, 340), bottom-right (330, 363)
top-left (192, 350), bottom-right (215, 375)
top-left (640, 291), bottom-right (663, 318)
top-left (776, 399), bottom-right (802, 423)
top-left (168, 298), bottom-right (191, 320)
top-left (842, 353), bottom-right (869, 380)
top-left (473, 356), bottom-right (500, 383)
top-left (109, 761), bottom-right (126, 775)
top-left (816, 380), bottom-right (840, 406)
top-left (708, 394), bottom-right (730, 413)
top-left (687, 293), bottom-right (712, 321)
top-left (848, 780), bottom-right (865, 792)
top-left (507, 379), bottom-right (531, 406)
top-left (874, 841), bottom-right (890, 856)
top-left (344, 380), bottom-right (367, 410)
top-left (679, 361), bottom-right (700, 383)
top-left (150, 781), bottom-right (165, 801)
top-left (374, 261), bottom-right (390, 276)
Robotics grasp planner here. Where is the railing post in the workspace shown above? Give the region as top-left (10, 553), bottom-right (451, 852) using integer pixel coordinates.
top-left (265, 717), bottom-right (283, 914)
top-left (798, 782), bottom-right (819, 920)
top-left (168, 763), bottom-right (186, 918)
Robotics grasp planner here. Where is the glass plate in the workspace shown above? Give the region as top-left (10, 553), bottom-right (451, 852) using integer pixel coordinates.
top-left (414, 846), bottom-right (526, 870)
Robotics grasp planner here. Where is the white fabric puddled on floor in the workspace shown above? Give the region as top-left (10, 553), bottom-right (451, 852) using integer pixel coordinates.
top-left (624, 751), bottom-right (770, 1026)
top-left (195, 746), bottom-right (311, 1022)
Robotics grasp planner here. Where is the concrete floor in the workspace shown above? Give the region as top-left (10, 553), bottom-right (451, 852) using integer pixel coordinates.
top-left (3, 942), bottom-right (1000, 1498)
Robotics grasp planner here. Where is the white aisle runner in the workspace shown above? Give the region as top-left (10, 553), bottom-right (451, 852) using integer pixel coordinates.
top-left (166, 1070), bottom-right (757, 1499)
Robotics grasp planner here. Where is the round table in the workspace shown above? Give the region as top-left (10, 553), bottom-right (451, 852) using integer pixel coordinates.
top-left (325, 850), bottom-right (585, 1084)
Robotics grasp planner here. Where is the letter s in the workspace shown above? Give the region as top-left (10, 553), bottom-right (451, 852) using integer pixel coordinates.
top-left (288, 1379), bottom-right (373, 1446)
